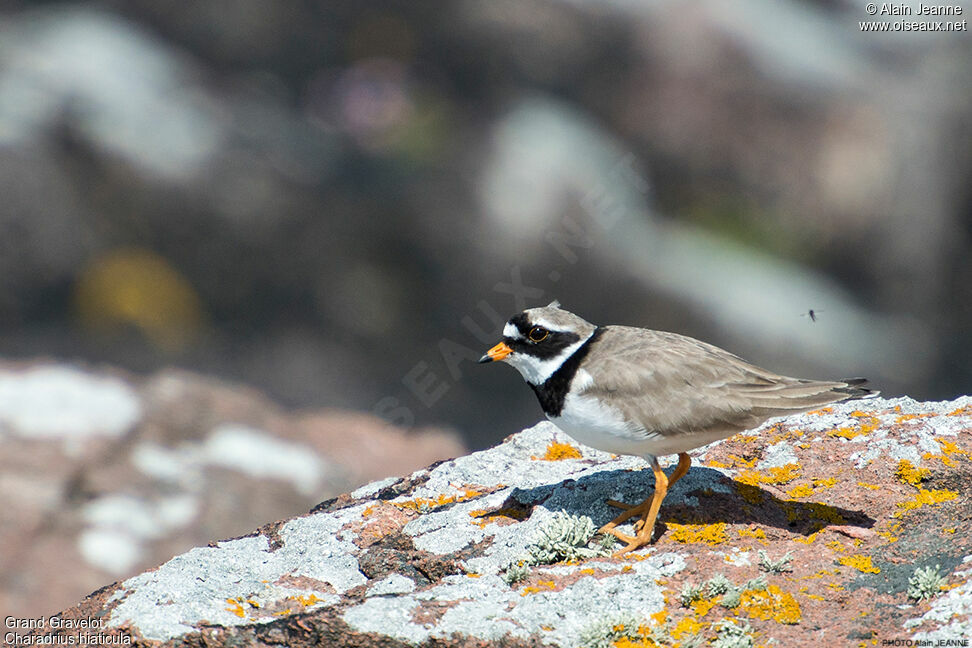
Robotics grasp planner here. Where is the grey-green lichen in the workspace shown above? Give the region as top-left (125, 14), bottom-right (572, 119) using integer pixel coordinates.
top-left (742, 575), bottom-right (768, 592)
top-left (757, 549), bottom-right (793, 573)
top-left (711, 619), bottom-right (754, 648)
top-left (706, 573), bottom-right (733, 596)
top-left (503, 512), bottom-right (613, 587)
top-left (577, 612), bottom-right (652, 648)
top-left (578, 611), bottom-right (697, 648)
top-left (502, 559), bottom-right (530, 585)
top-left (719, 588), bottom-right (742, 609)
top-left (525, 512), bottom-right (612, 565)
top-left (680, 573), bottom-right (766, 610)
top-left (679, 582), bottom-right (706, 607)
top-left (908, 564), bottom-right (947, 602)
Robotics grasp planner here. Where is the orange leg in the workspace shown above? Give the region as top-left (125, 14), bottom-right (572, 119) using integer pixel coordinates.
top-left (599, 453), bottom-right (691, 554)
top-left (669, 452), bottom-right (691, 488)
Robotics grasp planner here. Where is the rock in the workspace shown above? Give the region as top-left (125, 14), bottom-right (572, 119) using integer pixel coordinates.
top-left (0, 361), bottom-right (464, 624)
top-left (25, 395), bottom-right (972, 646)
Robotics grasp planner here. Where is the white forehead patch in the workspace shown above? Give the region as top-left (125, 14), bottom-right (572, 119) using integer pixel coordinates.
top-left (530, 316), bottom-right (562, 331)
top-left (503, 322), bottom-right (522, 339)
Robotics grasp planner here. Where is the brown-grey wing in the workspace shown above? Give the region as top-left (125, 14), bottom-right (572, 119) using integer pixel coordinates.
top-left (579, 327), bottom-right (857, 437)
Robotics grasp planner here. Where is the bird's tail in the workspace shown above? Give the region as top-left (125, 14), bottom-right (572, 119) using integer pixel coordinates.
top-left (834, 377), bottom-right (879, 400)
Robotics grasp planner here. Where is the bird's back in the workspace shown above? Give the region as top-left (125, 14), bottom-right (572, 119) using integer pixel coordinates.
top-left (577, 325), bottom-right (876, 441)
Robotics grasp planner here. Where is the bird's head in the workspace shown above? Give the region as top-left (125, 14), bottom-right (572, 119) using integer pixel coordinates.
top-left (478, 301), bottom-right (597, 385)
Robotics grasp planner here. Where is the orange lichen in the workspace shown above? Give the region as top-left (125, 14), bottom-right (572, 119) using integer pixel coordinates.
top-left (808, 407), bottom-right (834, 415)
top-left (691, 597), bottom-right (720, 618)
top-left (782, 502), bottom-right (845, 530)
top-left (738, 463), bottom-right (802, 488)
top-left (707, 459), bottom-right (730, 469)
top-left (895, 412), bottom-right (936, 423)
top-left (532, 442), bottom-right (583, 461)
top-left (468, 506), bottom-right (529, 528)
top-left (947, 405), bottom-right (972, 417)
top-left (786, 483), bottom-right (814, 499)
top-left (394, 494), bottom-right (457, 512)
top-left (728, 455), bottom-right (759, 469)
top-left (579, 568), bottom-right (596, 576)
top-left (838, 554), bottom-right (880, 574)
top-left (225, 598), bottom-right (246, 618)
top-left (362, 505), bottom-right (377, 517)
top-left (894, 459), bottom-right (929, 486)
top-left (736, 471), bottom-right (762, 487)
top-left (466, 573), bottom-right (480, 578)
top-left (936, 437), bottom-right (969, 458)
top-left (893, 488), bottom-right (959, 517)
top-left (827, 427), bottom-right (866, 440)
top-left (857, 481), bottom-right (881, 490)
top-left (764, 464), bottom-right (802, 484)
top-left (826, 414), bottom-right (881, 440)
top-left (826, 540), bottom-right (846, 553)
top-left (813, 477), bottom-right (838, 489)
top-left (794, 530), bottom-right (822, 545)
top-left (878, 530), bottom-right (899, 542)
top-left (789, 476), bottom-right (838, 498)
top-left (520, 580), bottom-right (557, 596)
top-left (877, 521), bottom-right (901, 544)
top-left (737, 465), bottom-right (800, 505)
top-left (613, 635), bottom-right (662, 648)
top-left (668, 522), bottom-right (729, 545)
top-left (671, 617), bottom-right (704, 639)
top-left (394, 488), bottom-right (482, 514)
top-left (738, 526), bottom-right (767, 540)
top-left (738, 585), bottom-right (802, 625)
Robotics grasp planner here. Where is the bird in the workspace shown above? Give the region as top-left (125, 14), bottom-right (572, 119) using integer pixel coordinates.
top-left (478, 302), bottom-right (877, 554)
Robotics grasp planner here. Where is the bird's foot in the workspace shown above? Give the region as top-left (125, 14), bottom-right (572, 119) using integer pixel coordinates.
top-left (599, 497), bottom-right (660, 556)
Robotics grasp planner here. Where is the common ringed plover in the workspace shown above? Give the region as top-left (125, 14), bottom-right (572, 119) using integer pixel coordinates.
top-left (479, 302), bottom-right (876, 554)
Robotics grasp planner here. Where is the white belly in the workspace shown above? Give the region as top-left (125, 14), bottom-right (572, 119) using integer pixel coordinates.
top-left (548, 390), bottom-right (736, 458)
top-left (548, 391), bottom-right (660, 456)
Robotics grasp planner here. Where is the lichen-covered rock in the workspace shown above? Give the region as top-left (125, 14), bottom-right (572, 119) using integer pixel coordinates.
top-left (30, 396), bottom-right (972, 647)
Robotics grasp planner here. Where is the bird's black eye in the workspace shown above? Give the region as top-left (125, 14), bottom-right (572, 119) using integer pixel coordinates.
top-left (528, 326), bottom-right (548, 342)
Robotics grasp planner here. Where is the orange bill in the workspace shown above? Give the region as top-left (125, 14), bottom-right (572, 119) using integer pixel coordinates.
top-left (479, 341), bottom-right (513, 363)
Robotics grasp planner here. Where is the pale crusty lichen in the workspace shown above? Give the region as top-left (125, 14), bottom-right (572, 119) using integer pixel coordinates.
top-left (908, 564), bottom-right (947, 601)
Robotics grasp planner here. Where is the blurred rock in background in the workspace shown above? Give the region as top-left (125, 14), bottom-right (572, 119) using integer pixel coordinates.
top-left (0, 361), bottom-right (463, 620)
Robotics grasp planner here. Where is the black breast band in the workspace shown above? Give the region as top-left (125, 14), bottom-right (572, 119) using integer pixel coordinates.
top-left (529, 327), bottom-right (604, 417)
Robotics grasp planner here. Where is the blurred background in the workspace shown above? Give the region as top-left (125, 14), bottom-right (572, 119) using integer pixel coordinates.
top-left (2, 0), bottom-right (972, 445)
top-left (1, 0), bottom-right (971, 620)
